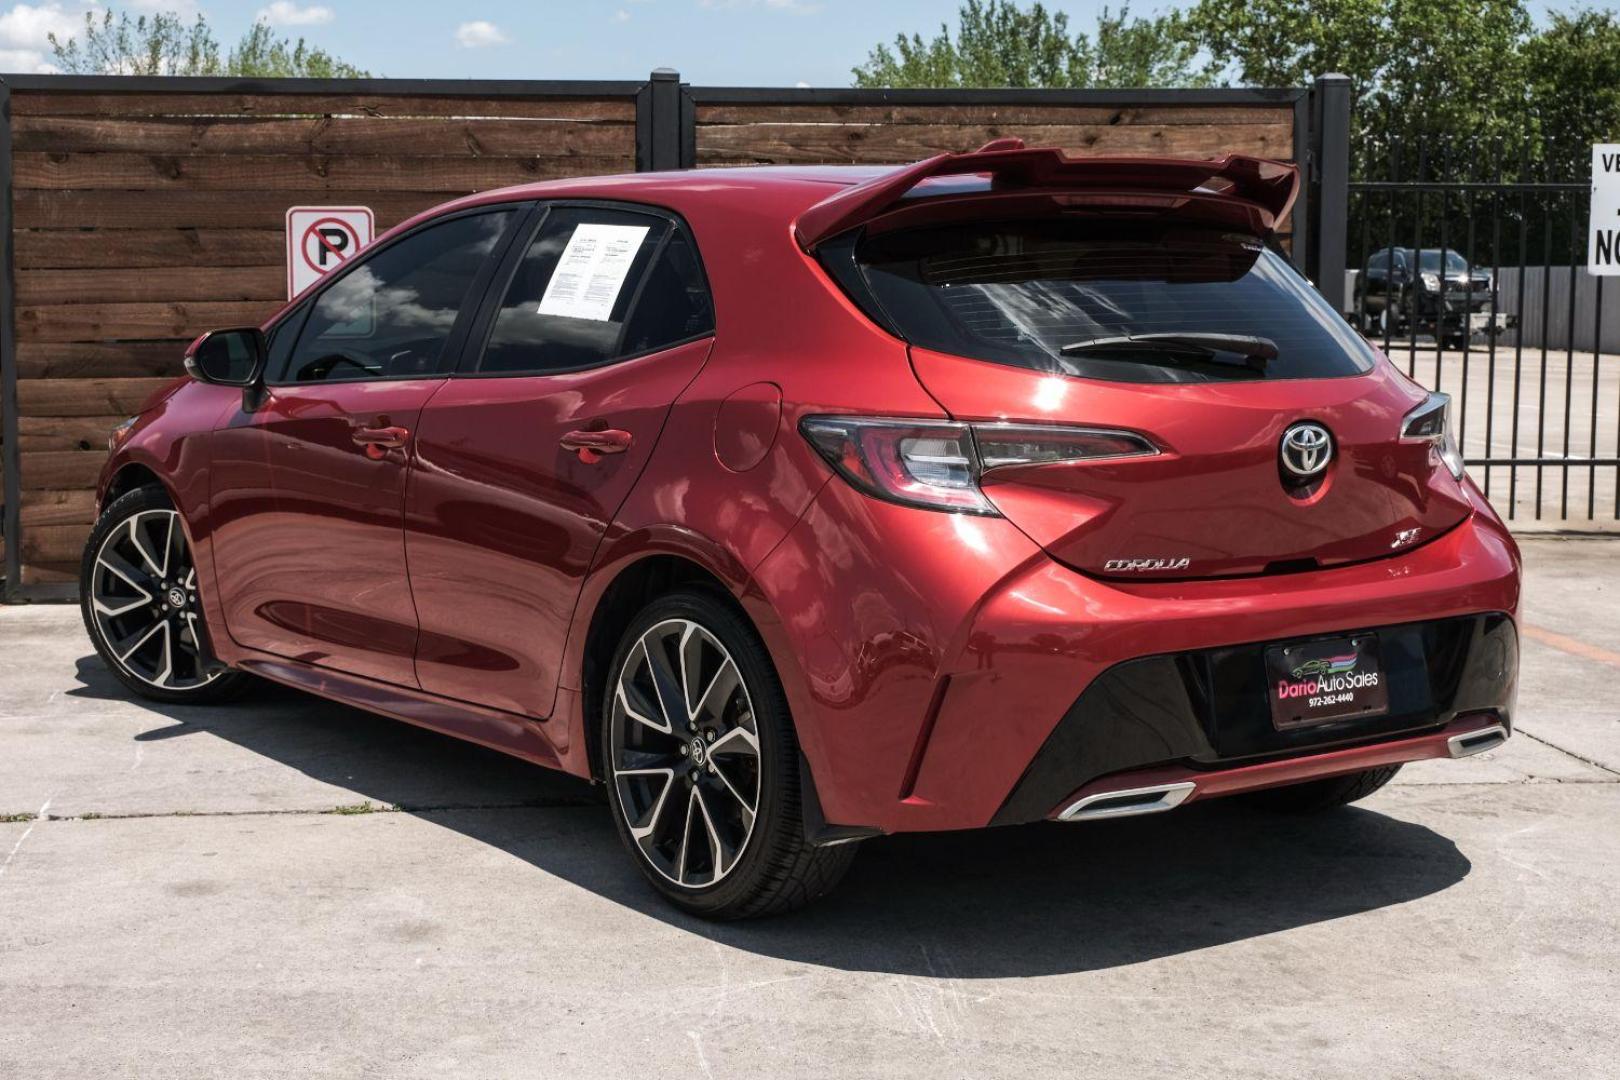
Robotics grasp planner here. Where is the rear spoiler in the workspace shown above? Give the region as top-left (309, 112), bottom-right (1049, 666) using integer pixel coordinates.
top-left (793, 138), bottom-right (1300, 250)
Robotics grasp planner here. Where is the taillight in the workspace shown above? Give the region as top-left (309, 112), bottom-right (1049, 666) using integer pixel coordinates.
top-left (1400, 391), bottom-right (1465, 479)
top-left (800, 416), bottom-right (1158, 515)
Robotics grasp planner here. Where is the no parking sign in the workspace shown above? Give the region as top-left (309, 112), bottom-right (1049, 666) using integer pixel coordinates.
top-left (286, 206), bottom-right (374, 299)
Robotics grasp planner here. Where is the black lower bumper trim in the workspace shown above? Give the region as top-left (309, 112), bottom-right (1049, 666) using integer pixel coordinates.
top-left (990, 613), bottom-right (1518, 826)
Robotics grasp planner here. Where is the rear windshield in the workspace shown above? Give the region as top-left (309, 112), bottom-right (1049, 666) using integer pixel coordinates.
top-left (837, 220), bottom-right (1377, 384)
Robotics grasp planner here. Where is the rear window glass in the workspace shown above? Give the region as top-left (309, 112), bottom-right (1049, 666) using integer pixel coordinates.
top-left (845, 220), bottom-right (1377, 384)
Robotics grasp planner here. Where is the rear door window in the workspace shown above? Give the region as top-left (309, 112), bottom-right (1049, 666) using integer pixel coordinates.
top-left (842, 220), bottom-right (1378, 384)
top-left (475, 206), bottom-right (713, 375)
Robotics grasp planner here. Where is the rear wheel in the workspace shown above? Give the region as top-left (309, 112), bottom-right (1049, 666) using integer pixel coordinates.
top-left (80, 485), bottom-right (247, 704)
top-left (1240, 765), bottom-right (1402, 813)
top-left (601, 588), bottom-right (856, 918)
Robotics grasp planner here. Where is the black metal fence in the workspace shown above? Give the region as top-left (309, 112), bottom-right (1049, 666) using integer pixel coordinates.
top-left (1348, 137), bottom-right (1618, 525)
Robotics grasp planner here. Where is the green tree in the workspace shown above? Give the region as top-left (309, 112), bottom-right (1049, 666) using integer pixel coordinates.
top-left (49, 9), bottom-right (368, 78)
top-left (1523, 8), bottom-right (1620, 179)
top-left (1183, 0), bottom-right (1533, 178)
top-left (852, 0), bottom-right (1209, 89)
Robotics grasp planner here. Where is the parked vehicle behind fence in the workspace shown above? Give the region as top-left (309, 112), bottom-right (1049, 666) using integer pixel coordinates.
top-left (1357, 246), bottom-right (1513, 347)
top-left (82, 143), bottom-right (1521, 918)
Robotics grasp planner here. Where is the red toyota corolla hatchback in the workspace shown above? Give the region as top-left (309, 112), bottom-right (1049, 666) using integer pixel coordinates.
top-left (82, 143), bottom-right (1520, 918)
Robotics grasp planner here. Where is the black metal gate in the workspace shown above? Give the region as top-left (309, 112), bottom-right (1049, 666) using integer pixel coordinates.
top-left (1348, 138), bottom-right (1619, 525)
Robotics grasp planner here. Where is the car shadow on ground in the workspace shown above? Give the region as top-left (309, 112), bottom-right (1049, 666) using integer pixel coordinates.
top-left (72, 655), bottom-right (1472, 978)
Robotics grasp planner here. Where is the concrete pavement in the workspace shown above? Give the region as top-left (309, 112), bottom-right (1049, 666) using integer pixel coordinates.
top-left (2, 538), bottom-right (1617, 1079)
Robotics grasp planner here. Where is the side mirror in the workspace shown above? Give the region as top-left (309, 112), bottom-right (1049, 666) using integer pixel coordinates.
top-left (184, 328), bottom-right (267, 387)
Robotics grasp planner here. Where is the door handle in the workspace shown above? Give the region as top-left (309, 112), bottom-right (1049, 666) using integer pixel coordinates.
top-left (352, 425), bottom-right (409, 459)
top-left (561, 428), bottom-right (633, 463)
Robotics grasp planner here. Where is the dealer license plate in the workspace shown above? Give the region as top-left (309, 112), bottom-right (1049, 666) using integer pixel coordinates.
top-left (1265, 634), bottom-right (1390, 729)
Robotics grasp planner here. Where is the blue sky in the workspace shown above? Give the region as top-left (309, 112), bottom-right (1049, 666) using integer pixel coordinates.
top-left (0, 1), bottom-right (1596, 83)
top-left (0, 0), bottom-right (1184, 81)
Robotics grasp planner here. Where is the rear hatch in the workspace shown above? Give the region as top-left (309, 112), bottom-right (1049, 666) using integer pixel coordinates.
top-left (808, 150), bottom-right (1472, 580)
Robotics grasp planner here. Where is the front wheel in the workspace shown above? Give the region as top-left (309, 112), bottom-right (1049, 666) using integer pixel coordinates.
top-left (80, 485), bottom-right (247, 704)
top-left (601, 588), bottom-right (856, 918)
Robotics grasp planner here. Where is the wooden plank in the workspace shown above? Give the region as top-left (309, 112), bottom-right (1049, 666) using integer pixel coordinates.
top-left (21, 450), bottom-right (108, 490)
top-left (20, 489), bottom-right (98, 526)
top-left (20, 563), bottom-right (79, 586)
top-left (15, 341), bottom-right (188, 379)
top-left (19, 265), bottom-right (285, 305)
top-left (13, 152), bottom-right (631, 192)
top-left (19, 300), bottom-right (276, 342)
top-left (696, 103), bottom-right (1294, 127)
top-left (21, 523), bottom-right (94, 564)
top-left (12, 92), bottom-right (637, 122)
top-left (18, 416), bottom-right (124, 452)
top-left (695, 122), bottom-right (1294, 165)
top-left (13, 115), bottom-right (636, 157)
top-left (18, 377), bottom-right (177, 417)
top-left (17, 228), bottom-right (284, 270)
top-left (16, 190), bottom-right (452, 229)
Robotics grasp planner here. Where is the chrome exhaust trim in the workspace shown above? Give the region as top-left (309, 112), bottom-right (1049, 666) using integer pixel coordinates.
top-left (1447, 723), bottom-right (1509, 759)
top-left (1057, 781), bottom-right (1197, 822)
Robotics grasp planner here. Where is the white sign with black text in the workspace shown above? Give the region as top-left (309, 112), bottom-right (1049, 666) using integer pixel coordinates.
top-left (286, 206), bottom-right (375, 298)
top-left (1590, 144), bottom-right (1620, 276)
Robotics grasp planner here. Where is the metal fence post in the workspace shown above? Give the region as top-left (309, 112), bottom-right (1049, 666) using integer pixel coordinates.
top-left (635, 68), bottom-right (685, 171)
top-left (1311, 73), bottom-right (1353, 311)
top-left (0, 76), bottom-right (20, 602)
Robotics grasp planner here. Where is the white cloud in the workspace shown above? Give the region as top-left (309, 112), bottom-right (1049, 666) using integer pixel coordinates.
top-left (454, 19), bottom-right (508, 47)
top-left (612, 8), bottom-right (630, 22)
top-left (257, 1), bottom-right (335, 26)
top-left (0, 2), bottom-right (93, 73)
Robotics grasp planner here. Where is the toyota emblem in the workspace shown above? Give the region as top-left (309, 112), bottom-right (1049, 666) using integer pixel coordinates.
top-left (1280, 421), bottom-right (1333, 483)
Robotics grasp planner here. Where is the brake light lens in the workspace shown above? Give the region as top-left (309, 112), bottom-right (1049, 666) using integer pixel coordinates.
top-left (800, 416), bottom-right (1158, 515)
top-left (1400, 391), bottom-right (1465, 479)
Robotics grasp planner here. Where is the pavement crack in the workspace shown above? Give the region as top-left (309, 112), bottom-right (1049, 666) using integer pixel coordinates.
top-left (1515, 727), bottom-right (1620, 778)
top-left (38, 798), bottom-right (597, 824)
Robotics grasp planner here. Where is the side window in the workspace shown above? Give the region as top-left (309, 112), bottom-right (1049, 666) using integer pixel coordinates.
top-left (282, 210), bottom-right (516, 384)
top-left (477, 207), bottom-right (712, 375)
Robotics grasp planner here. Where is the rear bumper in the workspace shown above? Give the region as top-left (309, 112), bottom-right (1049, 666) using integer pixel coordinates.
top-left (748, 477), bottom-right (1520, 835)
top-left (1050, 713), bottom-right (1508, 822)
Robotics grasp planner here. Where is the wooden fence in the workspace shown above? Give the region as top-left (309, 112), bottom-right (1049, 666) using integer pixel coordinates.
top-left (0, 72), bottom-right (1334, 600)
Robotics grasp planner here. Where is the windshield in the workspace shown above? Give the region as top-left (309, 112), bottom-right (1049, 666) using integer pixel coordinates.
top-left (1417, 250), bottom-right (1470, 273)
top-left (842, 220), bottom-right (1377, 384)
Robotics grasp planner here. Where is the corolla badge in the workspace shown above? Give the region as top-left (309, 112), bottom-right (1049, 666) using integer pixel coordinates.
top-left (1103, 557), bottom-right (1192, 573)
top-left (1280, 421), bottom-right (1333, 482)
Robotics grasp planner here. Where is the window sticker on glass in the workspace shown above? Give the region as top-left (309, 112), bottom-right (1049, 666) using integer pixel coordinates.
top-left (538, 223), bottom-right (650, 322)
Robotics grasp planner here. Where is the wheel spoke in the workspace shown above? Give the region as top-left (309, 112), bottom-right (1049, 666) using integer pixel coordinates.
top-left (692, 787), bottom-right (732, 879)
top-left (128, 516), bottom-right (166, 577)
top-left (158, 511), bottom-right (177, 578)
top-left (675, 786), bottom-right (698, 885)
top-left (641, 636), bottom-right (688, 733)
top-left (97, 549), bottom-right (156, 598)
top-left (709, 722), bottom-right (759, 759)
top-left (617, 679), bottom-right (671, 736)
top-left (618, 768), bottom-right (677, 844)
top-left (93, 591), bottom-right (150, 619)
top-left (709, 760), bottom-right (757, 831)
top-left (152, 623), bottom-right (174, 687)
top-left (690, 657), bottom-right (740, 726)
top-left (116, 620), bottom-right (164, 664)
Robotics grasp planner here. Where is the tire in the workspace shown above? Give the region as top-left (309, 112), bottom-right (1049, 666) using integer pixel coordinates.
top-left (1239, 765), bottom-right (1402, 814)
top-left (80, 484), bottom-right (248, 705)
top-left (600, 587), bottom-right (857, 919)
